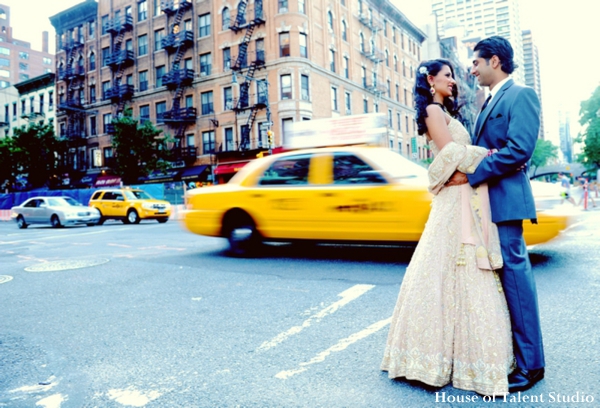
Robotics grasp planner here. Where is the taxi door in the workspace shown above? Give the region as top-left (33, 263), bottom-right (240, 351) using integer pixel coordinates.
top-left (311, 152), bottom-right (402, 242)
top-left (104, 191), bottom-right (128, 217)
top-left (243, 153), bottom-right (321, 239)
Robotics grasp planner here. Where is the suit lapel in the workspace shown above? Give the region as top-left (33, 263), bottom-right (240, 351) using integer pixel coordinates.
top-left (474, 79), bottom-right (514, 144)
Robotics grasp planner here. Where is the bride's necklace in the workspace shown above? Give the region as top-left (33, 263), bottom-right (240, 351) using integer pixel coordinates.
top-left (431, 102), bottom-right (447, 112)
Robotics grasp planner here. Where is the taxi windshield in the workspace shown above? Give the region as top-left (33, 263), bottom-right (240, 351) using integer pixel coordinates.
top-left (124, 190), bottom-right (153, 200)
top-left (361, 149), bottom-right (429, 179)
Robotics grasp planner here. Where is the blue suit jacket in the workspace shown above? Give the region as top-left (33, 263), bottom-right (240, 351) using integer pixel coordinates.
top-left (467, 79), bottom-right (540, 223)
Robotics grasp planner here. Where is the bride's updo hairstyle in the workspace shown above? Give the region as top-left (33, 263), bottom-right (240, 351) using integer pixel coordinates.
top-left (414, 59), bottom-right (459, 136)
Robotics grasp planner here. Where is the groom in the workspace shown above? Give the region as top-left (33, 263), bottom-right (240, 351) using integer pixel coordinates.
top-left (446, 36), bottom-right (545, 392)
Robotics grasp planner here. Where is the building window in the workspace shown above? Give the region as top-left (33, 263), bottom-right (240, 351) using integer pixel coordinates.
top-left (89, 53), bottom-right (96, 70)
top-left (343, 56), bottom-right (349, 79)
top-left (396, 84), bottom-right (399, 102)
top-left (90, 116), bottom-right (97, 136)
top-left (359, 33), bottom-right (365, 52)
top-left (329, 49), bottom-right (336, 72)
top-left (280, 74), bottom-right (292, 99)
top-left (199, 13), bottom-right (211, 37)
top-left (388, 109), bottom-right (393, 127)
top-left (19, 62), bottom-right (28, 71)
top-left (156, 101), bottom-right (166, 124)
top-left (278, 0), bottom-right (288, 12)
top-left (223, 47), bottom-right (231, 71)
top-left (139, 70), bottom-right (148, 91)
top-left (89, 85), bottom-right (96, 103)
top-left (202, 130), bottom-right (215, 154)
top-left (102, 81), bottom-right (110, 100)
top-left (29, 97), bottom-right (34, 113)
top-left (345, 92), bottom-right (351, 114)
top-left (200, 53), bottom-right (211, 76)
top-left (331, 87), bottom-right (338, 111)
top-left (156, 65), bottom-right (165, 87)
top-left (139, 105), bottom-right (149, 123)
top-left (224, 127), bottom-right (234, 151)
top-left (48, 92), bottom-right (53, 110)
top-left (102, 47), bottom-right (110, 66)
top-left (387, 80), bottom-right (391, 98)
top-left (327, 11), bottom-right (333, 31)
top-left (299, 33), bottom-right (307, 58)
top-left (186, 134), bottom-right (195, 147)
top-left (361, 66), bottom-right (367, 87)
top-left (103, 113), bottom-right (112, 133)
top-left (279, 32), bottom-right (290, 57)
top-left (89, 20), bottom-right (96, 39)
top-left (299, 0), bottom-right (305, 14)
top-left (397, 112), bottom-right (401, 130)
top-left (101, 15), bottom-right (109, 35)
top-left (224, 86), bottom-right (233, 110)
top-left (201, 91), bottom-right (214, 115)
top-left (138, 0), bottom-right (147, 22)
top-left (404, 88), bottom-right (408, 104)
top-left (154, 28), bottom-right (165, 51)
top-left (185, 94), bottom-right (194, 108)
top-left (363, 98), bottom-right (368, 113)
top-left (154, 1), bottom-right (163, 16)
top-left (300, 74), bottom-right (309, 101)
top-left (257, 79), bottom-right (268, 104)
top-left (138, 34), bottom-right (148, 56)
top-left (385, 50), bottom-right (389, 67)
top-left (222, 8), bottom-right (230, 30)
top-left (342, 21), bottom-right (347, 41)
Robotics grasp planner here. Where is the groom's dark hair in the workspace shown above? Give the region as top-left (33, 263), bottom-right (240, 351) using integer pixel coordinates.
top-left (474, 36), bottom-right (517, 74)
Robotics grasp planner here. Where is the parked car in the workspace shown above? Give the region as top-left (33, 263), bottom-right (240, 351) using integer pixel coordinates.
top-left (182, 146), bottom-right (572, 256)
top-left (11, 196), bottom-right (101, 229)
top-left (89, 188), bottom-right (171, 224)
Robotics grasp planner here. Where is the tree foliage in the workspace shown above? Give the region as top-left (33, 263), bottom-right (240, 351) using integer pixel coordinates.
top-left (578, 86), bottom-right (600, 170)
top-left (110, 108), bottom-right (172, 185)
top-left (0, 136), bottom-right (14, 190)
top-left (531, 138), bottom-right (558, 171)
top-left (11, 123), bottom-right (64, 189)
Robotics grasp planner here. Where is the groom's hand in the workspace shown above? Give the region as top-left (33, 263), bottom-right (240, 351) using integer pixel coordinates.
top-left (445, 171), bottom-right (469, 187)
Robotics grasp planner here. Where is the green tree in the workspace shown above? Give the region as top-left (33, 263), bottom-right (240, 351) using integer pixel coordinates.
top-left (110, 108), bottom-right (172, 185)
top-left (11, 123), bottom-right (62, 189)
top-left (531, 138), bottom-right (558, 172)
top-left (578, 86), bottom-right (600, 176)
top-left (0, 136), bottom-right (14, 190)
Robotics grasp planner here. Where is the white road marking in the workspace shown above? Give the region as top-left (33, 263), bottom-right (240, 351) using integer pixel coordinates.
top-left (257, 284), bottom-right (375, 352)
top-left (107, 387), bottom-right (161, 407)
top-left (0, 228), bottom-right (132, 245)
top-left (9, 376), bottom-right (57, 393)
top-left (275, 317), bottom-right (392, 379)
top-left (36, 393), bottom-right (67, 408)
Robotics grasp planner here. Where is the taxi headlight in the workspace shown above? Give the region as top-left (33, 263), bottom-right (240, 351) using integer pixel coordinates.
top-left (142, 203), bottom-right (154, 210)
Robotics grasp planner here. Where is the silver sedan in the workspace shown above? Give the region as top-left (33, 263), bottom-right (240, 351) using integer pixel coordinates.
top-left (11, 196), bottom-right (101, 228)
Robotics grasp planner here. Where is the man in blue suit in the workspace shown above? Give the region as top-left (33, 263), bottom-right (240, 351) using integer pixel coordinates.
top-left (446, 36), bottom-right (545, 392)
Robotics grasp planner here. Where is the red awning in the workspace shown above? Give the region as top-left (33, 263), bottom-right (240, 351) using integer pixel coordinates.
top-left (94, 175), bottom-right (122, 187)
top-left (214, 162), bottom-right (249, 175)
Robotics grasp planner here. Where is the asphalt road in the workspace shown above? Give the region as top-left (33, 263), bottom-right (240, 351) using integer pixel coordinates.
top-left (0, 208), bottom-right (599, 408)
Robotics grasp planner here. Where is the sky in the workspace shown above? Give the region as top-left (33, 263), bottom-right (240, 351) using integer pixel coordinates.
top-left (3, 0), bottom-right (600, 146)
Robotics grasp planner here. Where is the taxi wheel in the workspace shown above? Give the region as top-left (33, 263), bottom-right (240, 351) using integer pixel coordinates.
top-left (16, 215), bottom-right (28, 229)
top-left (224, 213), bottom-right (262, 257)
top-left (51, 214), bottom-right (63, 228)
top-left (127, 209), bottom-right (141, 224)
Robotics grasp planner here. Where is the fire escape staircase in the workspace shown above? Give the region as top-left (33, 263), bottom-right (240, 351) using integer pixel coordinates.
top-left (358, 12), bottom-right (386, 101)
top-left (161, 0), bottom-right (196, 163)
top-left (230, 0), bottom-right (268, 151)
top-left (107, 15), bottom-right (134, 116)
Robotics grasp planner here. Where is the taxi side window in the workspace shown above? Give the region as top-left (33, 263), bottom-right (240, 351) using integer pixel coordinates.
top-left (258, 155), bottom-right (311, 185)
top-left (91, 191), bottom-right (102, 200)
top-left (113, 192), bottom-right (125, 201)
top-left (333, 154), bottom-right (386, 184)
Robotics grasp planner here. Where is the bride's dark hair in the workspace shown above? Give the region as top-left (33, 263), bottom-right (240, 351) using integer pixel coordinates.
top-left (414, 59), bottom-right (460, 135)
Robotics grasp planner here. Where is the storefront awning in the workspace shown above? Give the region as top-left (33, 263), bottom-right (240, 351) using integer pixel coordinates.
top-left (94, 175), bottom-right (122, 187)
top-left (214, 162), bottom-right (249, 175)
top-left (138, 169), bottom-right (181, 184)
top-left (180, 165), bottom-right (209, 181)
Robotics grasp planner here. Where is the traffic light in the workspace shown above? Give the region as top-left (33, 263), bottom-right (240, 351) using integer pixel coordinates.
top-left (267, 130), bottom-right (274, 147)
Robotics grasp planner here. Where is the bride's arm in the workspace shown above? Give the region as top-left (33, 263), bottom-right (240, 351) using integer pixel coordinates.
top-left (424, 105), bottom-right (453, 151)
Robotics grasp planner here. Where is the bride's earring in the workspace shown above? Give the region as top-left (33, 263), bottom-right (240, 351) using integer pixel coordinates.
top-left (430, 84), bottom-right (436, 96)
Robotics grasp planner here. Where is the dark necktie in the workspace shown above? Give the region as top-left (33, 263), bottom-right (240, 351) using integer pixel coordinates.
top-left (480, 94), bottom-right (492, 112)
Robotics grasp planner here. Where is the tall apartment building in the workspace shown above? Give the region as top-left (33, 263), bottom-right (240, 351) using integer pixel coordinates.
top-left (558, 110), bottom-right (573, 163)
top-left (522, 29), bottom-right (543, 138)
top-left (0, 4), bottom-right (55, 89)
top-left (50, 0), bottom-right (426, 184)
top-left (432, 0), bottom-right (525, 86)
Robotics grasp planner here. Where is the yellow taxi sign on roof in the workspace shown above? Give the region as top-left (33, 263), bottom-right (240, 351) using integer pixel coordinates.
top-left (285, 113), bottom-right (388, 150)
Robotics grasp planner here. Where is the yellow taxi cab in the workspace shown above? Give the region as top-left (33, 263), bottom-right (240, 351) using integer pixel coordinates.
top-left (89, 187), bottom-right (171, 224)
top-left (182, 144), bottom-right (570, 256)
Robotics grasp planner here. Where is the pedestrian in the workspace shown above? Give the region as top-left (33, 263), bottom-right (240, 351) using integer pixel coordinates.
top-left (558, 172), bottom-right (577, 206)
top-left (446, 36), bottom-right (545, 393)
top-left (381, 59), bottom-right (513, 396)
top-left (576, 177), bottom-right (597, 208)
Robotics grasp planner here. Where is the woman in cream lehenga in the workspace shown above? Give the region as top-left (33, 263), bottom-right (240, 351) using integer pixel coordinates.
top-left (381, 59), bottom-right (514, 396)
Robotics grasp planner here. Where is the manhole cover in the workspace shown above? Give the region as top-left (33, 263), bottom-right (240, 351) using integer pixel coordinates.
top-left (25, 258), bottom-right (110, 272)
top-left (0, 275), bottom-right (13, 284)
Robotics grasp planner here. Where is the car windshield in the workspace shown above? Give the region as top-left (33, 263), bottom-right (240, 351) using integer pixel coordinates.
top-left (124, 190), bottom-right (153, 200)
top-left (47, 197), bottom-right (80, 207)
top-left (361, 148), bottom-right (429, 180)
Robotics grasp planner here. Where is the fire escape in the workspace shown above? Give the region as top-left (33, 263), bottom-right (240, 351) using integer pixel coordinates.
top-left (106, 13), bottom-right (134, 119)
top-left (161, 0), bottom-right (197, 164)
top-left (230, 0), bottom-right (269, 151)
top-left (358, 11), bottom-right (386, 101)
top-left (57, 34), bottom-right (87, 148)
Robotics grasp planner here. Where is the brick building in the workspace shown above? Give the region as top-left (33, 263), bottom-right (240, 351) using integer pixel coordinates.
top-left (50, 0), bottom-right (427, 185)
top-left (0, 4), bottom-right (54, 89)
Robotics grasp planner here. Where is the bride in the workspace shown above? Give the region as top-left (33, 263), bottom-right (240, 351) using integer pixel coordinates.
top-left (380, 59), bottom-right (514, 396)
